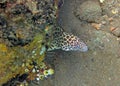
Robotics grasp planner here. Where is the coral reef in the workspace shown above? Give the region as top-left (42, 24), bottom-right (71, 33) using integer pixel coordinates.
top-left (0, 34), bottom-right (47, 85)
top-left (0, 0), bottom-right (58, 85)
top-left (0, 0), bottom-right (88, 85)
top-left (0, 0), bottom-right (57, 46)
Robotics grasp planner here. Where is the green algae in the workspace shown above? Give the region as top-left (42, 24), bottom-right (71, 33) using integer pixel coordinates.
top-left (0, 33), bottom-right (46, 85)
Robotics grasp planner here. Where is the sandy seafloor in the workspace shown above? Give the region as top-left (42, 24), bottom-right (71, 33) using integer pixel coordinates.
top-left (31, 0), bottom-right (120, 86)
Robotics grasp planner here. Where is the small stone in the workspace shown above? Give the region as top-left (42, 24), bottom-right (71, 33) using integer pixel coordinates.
top-left (36, 74), bottom-right (40, 77)
top-left (117, 38), bottom-right (120, 41)
top-left (101, 21), bottom-right (106, 25)
top-left (111, 27), bottom-right (120, 37)
top-left (108, 77), bottom-right (111, 80)
top-left (36, 77), bottom-right (40, 81)
top-left (91, 23), bottom-right (101, 30)
top-left (99, 0), bottom-right (105, 3)
top-left (110, 27), bottom-right (116, 31)
top-left (108, 17), bottom-right (114, 22)
top-left (32, 50), bottom-right (35, 54)
top-left (36, 69), bottom-right (39, 72)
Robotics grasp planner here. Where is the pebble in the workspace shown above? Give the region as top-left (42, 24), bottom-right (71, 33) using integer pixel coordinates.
top-left (111, 27), bottom-right (120, 37)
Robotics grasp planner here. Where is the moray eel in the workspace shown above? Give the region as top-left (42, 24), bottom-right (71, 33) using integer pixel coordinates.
top-left (48, 26), bottom-right (88, 52)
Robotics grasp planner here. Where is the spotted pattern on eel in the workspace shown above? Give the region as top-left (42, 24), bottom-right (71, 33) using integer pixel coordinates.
top-left (48, 26), bottom-right (88, 52)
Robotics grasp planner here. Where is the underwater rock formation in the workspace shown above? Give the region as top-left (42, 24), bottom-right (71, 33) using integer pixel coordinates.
top-left (0, 0), bottom-right (57, 85)
top-left (74, 0), bottom-right (102, 22)
top-left (0, 0), bottom-right (88, 85)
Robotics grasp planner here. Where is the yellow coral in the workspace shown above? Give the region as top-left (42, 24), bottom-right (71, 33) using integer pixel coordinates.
top-left (0, 33), bottom-right (46, 85)
top-left (0, 44), bottom-right (7, 52)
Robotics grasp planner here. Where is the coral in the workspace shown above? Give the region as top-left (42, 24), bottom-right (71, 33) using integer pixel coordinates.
top-left (0, 33), bottom-right (54, 86)
top-left (0, 34), bottom-right (45, 85)
top-left (0, 0), bottom-right (58, 85)
top-left (0, 0), bottom-right (88, 85)
top-left (0, 0), bottom-right (57, 46)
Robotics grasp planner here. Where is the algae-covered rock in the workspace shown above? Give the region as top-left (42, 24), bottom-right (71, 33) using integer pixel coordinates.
top-left (0, 0), bottom-right (58, 85)
top-left (0, 0), bottom-right (57, 46)
top-left (74, 0), bottom-right (102, 22)
top-left (0, 0), bottom-right (88, 85)
top-left (0, 34), bottom-right (44, 85)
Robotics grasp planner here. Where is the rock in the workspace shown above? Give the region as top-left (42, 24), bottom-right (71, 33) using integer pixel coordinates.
top-left (74, 0), bottom-right (102, 22)
top-left (111, 27), bottom-right (120, 37)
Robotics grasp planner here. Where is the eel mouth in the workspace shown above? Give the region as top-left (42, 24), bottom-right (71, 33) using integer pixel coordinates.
top-left (79, 44), bottom-right (88, 52)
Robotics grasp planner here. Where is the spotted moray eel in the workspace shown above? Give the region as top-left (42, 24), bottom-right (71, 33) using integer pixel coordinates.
top-left (48, 26), bottom-right (88, 52)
